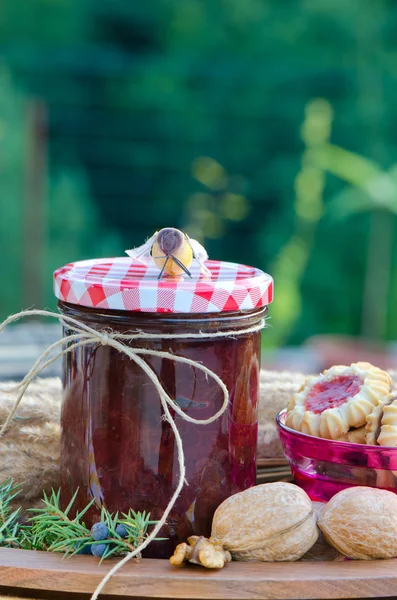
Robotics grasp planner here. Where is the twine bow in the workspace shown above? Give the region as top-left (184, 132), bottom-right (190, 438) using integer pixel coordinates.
top-left (0, 309), bottom-right (265, 599)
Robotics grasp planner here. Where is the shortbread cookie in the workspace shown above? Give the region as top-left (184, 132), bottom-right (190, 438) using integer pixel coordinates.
top-left (286, 362), bottom-right (391, 440)
top-left (336, 425), bottom-right (366, 444)
top-left (366, 394), bottom-right (397, 446)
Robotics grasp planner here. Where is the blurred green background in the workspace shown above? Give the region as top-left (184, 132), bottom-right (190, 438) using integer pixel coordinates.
top-left (2, 0), bottom-right (397, 365)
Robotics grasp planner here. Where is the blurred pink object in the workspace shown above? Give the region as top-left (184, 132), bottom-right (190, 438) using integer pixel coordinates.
top-left (304, 334), bottom-right (397, 371)
top-left (276, 409), bottom-right (397, 502)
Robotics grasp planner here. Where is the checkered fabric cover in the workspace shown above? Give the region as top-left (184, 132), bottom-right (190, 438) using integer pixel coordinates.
top-left (54, 257), bottom-right (273, 313)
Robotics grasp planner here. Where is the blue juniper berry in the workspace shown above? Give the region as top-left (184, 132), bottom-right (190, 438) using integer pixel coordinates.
top-left (74, 542), bottom-right (92, 555)
top-left (91, 522), bottom-right (108, 541)
top-left (115, 524), bottom-right (128, 538)
top-left (91, 543), bottom-right (107, 558)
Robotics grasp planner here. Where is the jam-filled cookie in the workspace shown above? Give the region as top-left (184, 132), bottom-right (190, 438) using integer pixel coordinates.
top-left (336, 425), bottom-right (366, 444)
top-left (286, 362), bottom-right (391, 440)
top-left (366, 394), bottom-right (397, 446)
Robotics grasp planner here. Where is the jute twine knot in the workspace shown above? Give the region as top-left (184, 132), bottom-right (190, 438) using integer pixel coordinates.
top-left (100, 332), bottom-right (110, 346)
top-left (0, 309), bottom-right (265, 599)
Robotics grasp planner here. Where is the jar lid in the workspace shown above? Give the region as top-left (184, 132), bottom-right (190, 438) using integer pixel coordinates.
top-left (53, 257), bottom-right (273, 313)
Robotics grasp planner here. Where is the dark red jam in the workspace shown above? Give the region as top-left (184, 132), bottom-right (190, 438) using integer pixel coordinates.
top-left (305, 375), bottom-right (362, 414)
top-left (58, 301), bottom-right (264, 558)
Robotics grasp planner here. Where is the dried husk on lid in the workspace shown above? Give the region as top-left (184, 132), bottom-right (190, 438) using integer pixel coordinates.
top-left (211, 482), bottom-right (318, 561)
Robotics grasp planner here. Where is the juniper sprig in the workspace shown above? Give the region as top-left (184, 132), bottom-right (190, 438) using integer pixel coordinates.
top-left (0, 478), bottom-right (163, 561)
top-left (0, 478), bottom-right (22, 548)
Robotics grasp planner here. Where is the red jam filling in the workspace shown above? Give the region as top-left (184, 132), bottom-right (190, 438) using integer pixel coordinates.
top-left (305, 375), bottom-right (362, 414)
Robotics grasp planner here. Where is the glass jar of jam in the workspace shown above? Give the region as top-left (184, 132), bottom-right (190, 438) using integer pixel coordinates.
top-left (54, 256), bottom-right (273, 558)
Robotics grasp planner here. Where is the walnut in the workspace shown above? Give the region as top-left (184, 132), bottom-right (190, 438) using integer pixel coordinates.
top-left (169, 542), bottom-right (193, 566)
top-left (170, 536), bottom-right (231, 569)
top-left (318, 487), bottom-right (397, 559)
top-left (211, 482), bottom-right (318, 561)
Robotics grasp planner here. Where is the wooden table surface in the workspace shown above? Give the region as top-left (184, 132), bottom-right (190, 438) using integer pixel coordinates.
top-left (0, 548), bottom-right (396, 600)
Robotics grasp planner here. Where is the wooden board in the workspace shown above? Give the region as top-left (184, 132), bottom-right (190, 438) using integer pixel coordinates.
top-left (257, 458), bottom-right (289, 469)
top-left (0, 548), bottom-right (396, 600)
top-left (256, 457), bottom-right (293, 484)
top-left (256, 470), bottom-right (293, 484)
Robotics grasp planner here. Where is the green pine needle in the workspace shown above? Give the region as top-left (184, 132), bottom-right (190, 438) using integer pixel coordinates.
top-left (0, 478), bottom-right (164, 560)
top-left (0, 479), bottom-right (23, 548)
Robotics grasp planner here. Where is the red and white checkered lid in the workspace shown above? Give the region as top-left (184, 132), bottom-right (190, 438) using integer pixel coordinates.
top-left (53, 257), bottom-right (273, 313)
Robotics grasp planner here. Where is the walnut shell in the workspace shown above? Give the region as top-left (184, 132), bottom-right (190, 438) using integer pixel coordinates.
top-left (211, 482), bottom-right (318, 561)
top-left (318, 487), bottom-right (397, 559)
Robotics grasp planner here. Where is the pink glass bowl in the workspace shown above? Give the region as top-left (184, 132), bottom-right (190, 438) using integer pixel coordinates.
top-left (276, 409), bottom-right (397, 502)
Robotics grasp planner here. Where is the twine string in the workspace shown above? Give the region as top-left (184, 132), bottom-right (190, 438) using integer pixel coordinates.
top-left (0, 309), bottom-right (265, 599)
